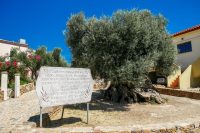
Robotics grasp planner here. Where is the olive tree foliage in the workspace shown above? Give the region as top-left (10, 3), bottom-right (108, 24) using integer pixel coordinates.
top-left (66, 10), bottom-right (176, 87)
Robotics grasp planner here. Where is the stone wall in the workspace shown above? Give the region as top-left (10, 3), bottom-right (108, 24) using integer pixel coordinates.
top-left (154, 87), bottom-right (200, 100)
top-left (0, 82), bottom-right (35, 101)
top-left (93, 79), bottom-right (107, 90)
top-left (20, 82), bottom-right (35, 95)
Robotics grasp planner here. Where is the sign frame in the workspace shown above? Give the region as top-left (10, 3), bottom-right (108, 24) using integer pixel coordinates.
top-left (36, 67), bottom-right (94, 127)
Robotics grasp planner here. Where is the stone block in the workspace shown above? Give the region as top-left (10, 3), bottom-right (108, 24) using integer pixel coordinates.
top-left (142, 129), bottom-right (151, 133)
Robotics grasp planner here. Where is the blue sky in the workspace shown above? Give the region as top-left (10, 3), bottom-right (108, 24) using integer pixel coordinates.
top-left (0, 0), bottom-right (200, 63)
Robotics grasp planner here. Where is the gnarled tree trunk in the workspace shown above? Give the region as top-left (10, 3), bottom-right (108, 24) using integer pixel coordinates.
top-left (103, 79), bottom-right (165, 104)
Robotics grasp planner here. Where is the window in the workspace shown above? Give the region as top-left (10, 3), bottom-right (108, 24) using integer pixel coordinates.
top-left (177, 41), bottom-right (192, 54)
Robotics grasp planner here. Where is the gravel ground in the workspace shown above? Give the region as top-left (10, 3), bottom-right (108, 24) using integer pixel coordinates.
top-left (1, 90), bottom-right (200, 132)
top-left (48, 91), bottom-right (200, 129)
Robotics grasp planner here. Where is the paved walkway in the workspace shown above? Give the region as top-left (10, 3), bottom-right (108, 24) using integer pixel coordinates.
top-left (0, 90), bottom-right (200, 133)
top-left (0, 90), bottom-right (39, 132)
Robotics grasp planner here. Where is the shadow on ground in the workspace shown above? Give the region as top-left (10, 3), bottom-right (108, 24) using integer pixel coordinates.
top-left (27, 91), bottom-right (130, 127)
top-left (28, 113), bottom-right (51, 127)
top-left (63, 91), bottom-right (130, 112)
top-left (47, 117), bottom-right (84, 128)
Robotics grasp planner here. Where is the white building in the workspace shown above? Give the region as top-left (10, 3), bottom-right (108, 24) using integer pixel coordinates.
top-left (169, 24), bottom-right (200, 89)
top-left (172, 24), bottom-right (200, 71)
top-left (0, 39), bottom-right (28, 57)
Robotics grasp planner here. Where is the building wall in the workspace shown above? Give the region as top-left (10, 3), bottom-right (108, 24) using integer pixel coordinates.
top-left (0, 42), bottom-right (28, 56)
top-left (173, 29), bottom-right (200, 71)
top-left (167, 64), bottom-right (181, 87)
top-left (178, 58), bottom-right (200, 89)
top-left (179, 65), bottom-right (191, 89)
top-left (191, 57), bottom-right (200, 88)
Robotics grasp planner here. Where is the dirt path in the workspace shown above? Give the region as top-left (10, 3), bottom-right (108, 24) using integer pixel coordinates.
top-left (49, 91), bottom-right (200, 129)
top-left (5, 90), bottom-right (199, 132)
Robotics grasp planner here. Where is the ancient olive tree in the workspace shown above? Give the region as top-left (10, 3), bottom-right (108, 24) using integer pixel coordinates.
top-left (66, 10), bottom-right (176, 103)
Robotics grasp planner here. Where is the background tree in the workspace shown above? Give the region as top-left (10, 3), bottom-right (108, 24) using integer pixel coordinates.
top-left (66, 9), bottom-right (177, 103)
top-left (17, 46), bottom-right (68, 80)
top-left (0, 46), bottom-right (68, 89)
top-left (0, 48), bottom-right (23, 88)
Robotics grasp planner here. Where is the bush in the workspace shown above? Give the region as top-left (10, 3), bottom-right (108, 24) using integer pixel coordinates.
top-left (0, 46), bottom-right (68, 88)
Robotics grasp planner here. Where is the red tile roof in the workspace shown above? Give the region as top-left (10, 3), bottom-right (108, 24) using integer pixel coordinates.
top-left (172, 24), bottom-right (200, 37)
top-left (0, 39), bottom-right (28, 47)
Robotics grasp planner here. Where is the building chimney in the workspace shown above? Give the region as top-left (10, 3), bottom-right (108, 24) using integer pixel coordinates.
top-left (19, 39), bottom-right (26, 44)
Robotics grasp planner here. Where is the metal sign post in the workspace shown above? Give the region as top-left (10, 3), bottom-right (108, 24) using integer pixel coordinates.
top-left (61, 106), bottom-right (65, 120)
top-left (40, 106), bottom-right (42, 128)
top-left (59, 104), bottom-right (89, 125)
top-left (87, 103), bottom-right (89, 124)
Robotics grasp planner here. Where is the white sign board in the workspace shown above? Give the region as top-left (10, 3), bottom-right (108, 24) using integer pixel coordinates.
top-left (36, 67), bottom-right (94, 108)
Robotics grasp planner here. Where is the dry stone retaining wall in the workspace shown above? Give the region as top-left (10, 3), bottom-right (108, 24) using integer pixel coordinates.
top-left (154, 87), bottom-right (200, 100)
top-left (0, 82), bottom-right (35, 101)
top-left (20, 82), bottom-right (35, 95)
